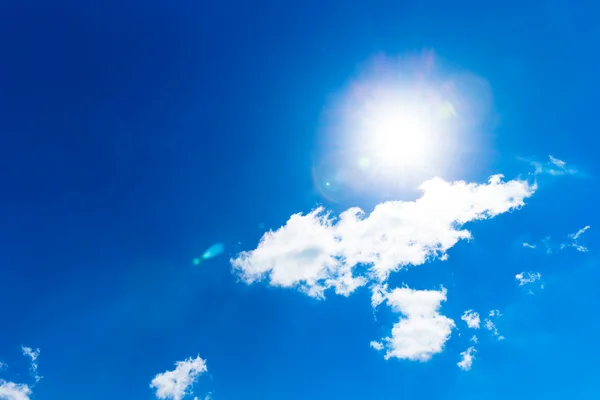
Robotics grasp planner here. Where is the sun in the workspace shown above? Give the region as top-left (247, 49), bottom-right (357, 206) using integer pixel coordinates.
top-left (345, 80), bottom-right (460, 186)
top-left (360, 90), bottom-right (439, 170)
top-left (315, 53), bottom-right (490, 200)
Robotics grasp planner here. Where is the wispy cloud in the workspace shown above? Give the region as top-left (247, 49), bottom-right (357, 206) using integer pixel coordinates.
top-left (515, 271), bottom-right (541, 286)
top-left (20, 346), bottom-right (41, 384)
top-left (529, 155), bottom-right (577, 176)
top-left (484, 310), bottom-right (504, 340)
top-left (570, 225), bottom-right (590, 240)
top-left (561, 225), bottom-right (591, 252)
top-left (523, 226), bottom-right (590, 254)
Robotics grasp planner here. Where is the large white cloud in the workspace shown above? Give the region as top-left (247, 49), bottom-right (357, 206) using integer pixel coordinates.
top-left (232, 175), bottom-right (535, 298)
top-left (150, 356), bottom-right (207, 400)
top-left (372, 285), bottom-right (455, 361)
top-left (0, 380), bottom-right (31, 400)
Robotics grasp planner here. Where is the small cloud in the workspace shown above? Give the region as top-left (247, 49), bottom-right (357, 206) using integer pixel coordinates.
top-left (561, 225), bottom-right (591, 252)
top-left (522, 242), bottom-right (536, 249)
top-left (461, 310), bottom-right (480, 329)
top-left (21, 346), bottom-right (41, 383)
top-left (569, 225), bottom-right (590, 240)
top-left (370, 341), bottom-right (384, 351)
top-left (372, 286), bottom-right (455, 361)
top-left (150, 356), bottom-right (208, 400)
top-left (549, 155), bottom-right (566, 168)
top-left (530, 155), bottom-right (577, 176)
top-left (515, 271), bottom-right (541, 286)
top-left (457, 346), bottom-right (477, 371)
top-left (484, 310), bottom-right (503, 340)
top-left (0, 361), bottom-right (6, 371)
top-left (470, 335), bottom-right (478, 344)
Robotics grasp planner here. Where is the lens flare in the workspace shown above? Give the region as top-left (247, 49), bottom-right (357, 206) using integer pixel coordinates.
top-left (202, 243), bottom-right (225, 260)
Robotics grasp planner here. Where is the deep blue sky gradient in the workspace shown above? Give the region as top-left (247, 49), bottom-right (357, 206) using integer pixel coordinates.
top-left (1, 1), bottom-right (599, 399)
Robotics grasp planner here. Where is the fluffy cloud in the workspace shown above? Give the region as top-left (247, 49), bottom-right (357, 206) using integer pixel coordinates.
top-left (0, 380), bottom-right (31, 400)
top-left (232, 175), bottom-right (535, 298)
top-left (150, 356), bottom-right (208, 400)
top-left (372, 285), bottom-right (455, 361)
top-left (20, 347), bottom-right (41, 383)
top-left (461, 310), bottom-right (480, 329)
top-left (457, 346), bottom-right (477, 371)
top-left (515, 272), bottom-right (541, 286)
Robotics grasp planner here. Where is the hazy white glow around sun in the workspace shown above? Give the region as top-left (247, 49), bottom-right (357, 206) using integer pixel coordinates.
top-left (315, 52), bottom-right (491, 200)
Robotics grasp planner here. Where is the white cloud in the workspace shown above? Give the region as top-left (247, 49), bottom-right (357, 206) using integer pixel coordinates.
top-left (470, 335), bottom-right (478, 344)
top-left (457, 346), bottom-right (477, 371)
top-left (522, 242), bottom-right (536, 249)
top-left (484, 319), bottom-right (497, 334)
top-left (374, 286), bottom-right (455, 361)
top-left (549, 155), bottom-right (566, 168)
top-left (0, 380), bottom-right (31, 400)
top-left (461, 310), bottom-right (480, 329)
top-left (488, 309), bottom-right (502, 318)
top-left (570, 225), bottom-right (590, 240)
top-left (232, 175), bottom-right (535, 298)
top-left (20, 347), bottom-right (41, 383)
top-left (0, 361), bottom-right (6, 371)
top-left (370, 341), bottom-right (384, 351)
top-left (150, 356), bottom-right (208, 400)
top-left (561, 225), bottom-right (591, 252)
top-left (515, 271), bottom-right (541, 286)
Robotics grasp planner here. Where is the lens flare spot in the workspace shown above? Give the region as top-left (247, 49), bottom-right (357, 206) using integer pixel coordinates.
top-left (202, 243), bottom-right (225, 260)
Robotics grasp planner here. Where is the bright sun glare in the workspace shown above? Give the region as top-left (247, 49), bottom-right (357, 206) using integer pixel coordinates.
top-left (345, 80), bottom-right (460, 183)
top-left (362, 90), bottom-right (441, 169)
top-left (315, 53), bottom-right (488, 200)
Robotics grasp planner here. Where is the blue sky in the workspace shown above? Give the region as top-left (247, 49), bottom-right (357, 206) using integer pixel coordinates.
top-left (0, 0), bottom-right (599, 399)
